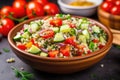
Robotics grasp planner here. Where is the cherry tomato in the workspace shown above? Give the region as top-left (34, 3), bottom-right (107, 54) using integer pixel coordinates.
top-left (39, 29), bottom-right (54, 39)
top-left (17, 44), bottom-right (27, 50)
top-left (12, 0), bottom-right (27, 18)
top-left (101, 1), bottom-right (115, 12)
top-left (60, 45), bottom-right (70, 57)
top-left (44, 3), bottom-right (60, 15)
top-left (26, 1), bottom-right (44, 18)
top-left (48, 50), bottom-right (59, 58)
top-left (115, 0), bottom-right (120, 6)
top-left (0, 18), bottom-right (15, 36)
top-left (1, 6), bottom-right (16, 18)
top-left (105, 0), bottom-right (116, 3)
top-left (50, 19), bottom-right (62, 27)
top-left (33, 0), bottom-right (49, 6)
top-left (110, 6), bottom-right (120, 15)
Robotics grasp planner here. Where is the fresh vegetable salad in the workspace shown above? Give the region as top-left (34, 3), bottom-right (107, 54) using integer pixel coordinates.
top-left (13, 14), bottom-right (107, 58)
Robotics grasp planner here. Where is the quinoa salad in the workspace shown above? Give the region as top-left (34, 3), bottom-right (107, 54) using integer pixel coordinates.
top-left (13, 14), bottom-right (107, 58)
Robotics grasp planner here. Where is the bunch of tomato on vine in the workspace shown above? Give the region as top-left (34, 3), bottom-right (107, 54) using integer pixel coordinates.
top-left (101, 0), bottom-right (120, 15)
top-left (0, 0), bottom-right (60, 36)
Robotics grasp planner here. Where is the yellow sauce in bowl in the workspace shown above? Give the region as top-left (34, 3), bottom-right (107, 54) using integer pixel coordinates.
top-left (69, 0), bottom-right (95, 7)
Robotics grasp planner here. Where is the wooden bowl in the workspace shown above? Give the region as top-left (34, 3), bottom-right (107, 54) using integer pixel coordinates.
top-left (8, 16), bottom-right (113, 74)
top-left (98, 6), bottom-right (120, 30)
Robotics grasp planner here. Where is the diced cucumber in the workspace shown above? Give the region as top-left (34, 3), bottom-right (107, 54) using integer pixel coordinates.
top-left (30, 23), bottom-right (39, 32)
top-left (53, 33), bottom-right (65, 42)
top-left (13, 34), bottom-right (21, 41)
top-left (78, 35), bottom-right (86, 43)
top-left (100, 36), bottom-right (106, 44)
top-left (80, 23), bottom-right (89, 30)
top-left (40, 52), bottom-right (48, 57)
top-left (82, 30), bottom-right (90, 39)
top-left (28, 45), bottom-right (41, 54)
top-left (92, 25), bottom-right (100, 33)
top-left (51, 27), bottom-right (59, 33)
top-left (60, 25), bottom-right (71, 33)
top-left (22, 32), bottom-right (30, 39)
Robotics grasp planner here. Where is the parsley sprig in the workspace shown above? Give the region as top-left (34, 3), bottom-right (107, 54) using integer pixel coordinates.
top-left (3, 48), bottom-right (10, 52)
top-left (11, 66), bottom-right (34, 80)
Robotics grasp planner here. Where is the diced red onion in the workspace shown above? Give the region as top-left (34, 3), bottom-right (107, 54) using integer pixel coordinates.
top-left (57, 43), bottom-right (66, 46)
top-left (41, 48), bottom-right (48, 53)
top-left (77, 30), bottom-right (82, 33)
top-left (29, 28), bottom-right (33, 33)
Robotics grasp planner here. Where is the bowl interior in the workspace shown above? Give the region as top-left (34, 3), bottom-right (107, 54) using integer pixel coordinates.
top-left (8, 16), bottom-right (113, 61)
top-left (58, 0), bottom-right (103, 9)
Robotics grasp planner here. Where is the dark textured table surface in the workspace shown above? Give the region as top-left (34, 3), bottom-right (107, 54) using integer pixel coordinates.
top-left (0, 0), bottom-right (120, 80)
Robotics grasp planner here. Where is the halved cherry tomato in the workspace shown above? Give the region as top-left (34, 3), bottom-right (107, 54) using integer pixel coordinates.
top-left (50, 19), bottom-right (62, 27)
top-left (48, 50), bottom-right (59, 58)
top-left (12, 0), bottom-right (27, 18)
top-left (17, 44), bottom-right (27, 50)
top-left (60, 45), bottom-right (70, 57)
top-left (44, 3), bottom-right (60, 15)
top-left (0, 18), bottom-right (15, 36)
top-left (39, 29), bottom-right (54, 39)
top-left (26, 1), bottom-right (44, 18)
top-left (64, 36), bottom-right (77, 46)
top-left (33, 0), bottom-right (49, 6)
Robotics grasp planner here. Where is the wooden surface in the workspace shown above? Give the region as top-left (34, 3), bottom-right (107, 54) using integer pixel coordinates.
top-left (0, 0), bottom-right (120, 80)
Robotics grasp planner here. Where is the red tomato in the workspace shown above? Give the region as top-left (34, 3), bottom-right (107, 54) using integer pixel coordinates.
top-left (110, 6), bottom-right (120, 15)
top-left (105, 0), bottom-right (116, 3)
top-left (26, 1), bottom-right (44, 18)
top-left (64, 36), bottom-right (77, 46)
top-left (12, 0), bottom-right (27, 18)
top-left (50, 19), bottom-right (62, 27)
top-left (69, 23), bottom-right (76, 28)
top-left (92, 39), bottom-right (99, 43)
top-left (98, 44), bottom-right (105, 49)
top-left (39, 29), bottom-right (54, 39)
top-left (1, 6), bottom-right (16, 18)
top-left (60, 45), bottom-right (70, 57)
top-left (33, 0), bottom-right (49, 6)
top-left (0, 18), bottom-right (15, 36)
top-left (17, 44), bottom-right (27, 50)
top-left (48, 50), bottom-right (59, 58)
top-left (101, 1), bottom-right (115, 12)
top-left (115, 0), bottom-right (120, 6)
top-left (44, 3), bottom-right (60, 15)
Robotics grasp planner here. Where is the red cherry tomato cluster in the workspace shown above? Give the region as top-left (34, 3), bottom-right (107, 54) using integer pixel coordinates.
top-left (101, 0), bottom-right (120, 15)
top-left (0, 0), bottom-right (60, 37)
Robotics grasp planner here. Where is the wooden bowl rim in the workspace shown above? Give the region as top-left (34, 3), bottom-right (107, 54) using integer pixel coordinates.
top-left (8, 15), bottom-right (113, 61)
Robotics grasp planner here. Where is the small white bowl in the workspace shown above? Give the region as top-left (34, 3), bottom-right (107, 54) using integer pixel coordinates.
top-left (58, 0), bottom-right (103, 16)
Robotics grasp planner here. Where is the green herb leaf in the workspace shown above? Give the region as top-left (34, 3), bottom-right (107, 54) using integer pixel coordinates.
top-left (11, 66), bottom-right (34, 80)
top-left (3, 48), bottom-right (10, 52)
